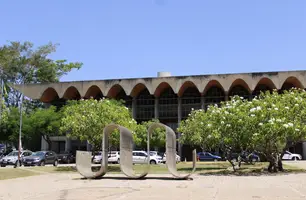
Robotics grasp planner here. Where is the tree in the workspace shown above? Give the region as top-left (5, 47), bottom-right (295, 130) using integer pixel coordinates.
top-left (60, 98), bottom-right (138, 151)
top-left (179, 96), bottom-right (255, 170)
top-left (135, 119), bottom-right (166, 150)
top-left (250, 89), bottom-right (306, 172)
top-left (22, 106), bottom-right (62, 151)
top-left (0, 107), bottom-right (24, 147)
top-left (179, 89), bottom-right (306, 172)
top-left (0, 101), bottom-right (9, 142)
top-left (0, 41), bottom-right (82, 107)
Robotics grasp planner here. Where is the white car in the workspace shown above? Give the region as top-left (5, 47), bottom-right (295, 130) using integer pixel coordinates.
top-left (0, 150), bottom-right (33, 167)
top-left (108, 151), bottom-right (120, 164)
top-left (133, 151), bottom-right (162, 165)
top-left (162, 153), bottom-right (181, 163)
top-left (92, 151), bottom-right (102, 164)
top-left (282, 151), bottom-right (302, 160)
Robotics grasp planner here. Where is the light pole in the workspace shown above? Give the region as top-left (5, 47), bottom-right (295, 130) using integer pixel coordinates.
top-left (16, 83), bottom-right (24, 167)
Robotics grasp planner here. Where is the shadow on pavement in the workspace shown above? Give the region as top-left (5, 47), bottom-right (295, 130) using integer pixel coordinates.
top-left (75, 176), bottom-right (193, 181)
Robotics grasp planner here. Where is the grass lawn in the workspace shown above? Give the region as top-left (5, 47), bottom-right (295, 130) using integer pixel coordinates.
top-left (1, 162), bottom-right (305, 180)
top-left (25, 161), bottom-right (306, 175)
top-left (0, 168), bottom-right (39, 180)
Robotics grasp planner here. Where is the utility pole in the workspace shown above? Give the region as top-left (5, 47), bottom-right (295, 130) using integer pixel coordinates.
top-left (17, 84), bottom-right (24, 167)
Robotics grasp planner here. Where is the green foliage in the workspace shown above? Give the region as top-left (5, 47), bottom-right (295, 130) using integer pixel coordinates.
top-left (179, 89), bottom-right (306, 171)
top-left (135, 119), bottom-right (165, 149)
top-left (0, 105), bottom-right (62, 150)
top-left (60, 98), bottom-right (138, 150)
top-left (0, 41), bottom-right (82, 107)
top-left (23, 106), bottom-right (62, 150)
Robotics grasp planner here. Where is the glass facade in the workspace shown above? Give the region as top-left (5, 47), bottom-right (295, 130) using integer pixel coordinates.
top-left (136, 89), bottom-right (155, 123)
top-left (181, 87), bottom-right (201, 120)
top-left (204, 86), bottom-right (225, 110)
top-left (229, 85), bottom-right (250, 100)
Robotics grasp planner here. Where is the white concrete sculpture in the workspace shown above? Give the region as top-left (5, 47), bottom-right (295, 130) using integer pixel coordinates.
top-left (76, 123), bottom-right (196, 179)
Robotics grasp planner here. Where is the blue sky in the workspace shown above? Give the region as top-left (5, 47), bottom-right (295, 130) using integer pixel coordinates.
top-left (0, 0), bottom-right (305, 81)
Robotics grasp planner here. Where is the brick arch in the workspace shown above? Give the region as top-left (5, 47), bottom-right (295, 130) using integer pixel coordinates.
top-left (281, 76), bottom-right (304, 90)
top-left (177, 81), bottom-right (200, 97)
top-left (202, 80), bottom-right (225, 95)
top-left (252, 77), bottom-right (277, 96)
top-left (130, 83), bottom-right (149, 97)
top-left (62, 86), bottom-right (81, 100)
top-left (154, 82), bottom-right (175, 97)
top-left (40, 87), bottom-right (59, 103)
top-left (106, 84), bottom-right (127, 98)
top-left (84, 85), bottom-right (103, 99)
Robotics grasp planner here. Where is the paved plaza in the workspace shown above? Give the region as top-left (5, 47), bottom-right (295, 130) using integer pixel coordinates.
top-left (1, 170), bottom-right (306, 200)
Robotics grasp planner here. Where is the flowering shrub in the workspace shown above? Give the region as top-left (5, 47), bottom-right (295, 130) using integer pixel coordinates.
top-left (61, 98), bottom-right (138, 150)
top-left (179, 89), bottom-right (306, 172)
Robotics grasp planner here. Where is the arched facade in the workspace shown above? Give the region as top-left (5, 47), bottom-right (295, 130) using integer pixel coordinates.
top-left (156, 82), bottom-right (178, 130)
top-left (84, 85), bottom-right (103, 99)
top-left (252, 77), bottom-right (276, 97)
top-left (17, 71), bottom-right (306, 160)
top-left (179, 81), bottom-right (201, 120)
top-left (280, 76), bottom-right (304, 92)
top-left (228, 79), bottom-right (251, 100)
top-left (203, 80), bottom-right (225, 110)
top-left (63, 86), bottom-right (81, 100)
top-left (40, 87), bottom-right (59, 103)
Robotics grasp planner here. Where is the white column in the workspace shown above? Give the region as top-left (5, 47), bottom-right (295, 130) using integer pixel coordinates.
top-left (178, 97), bottom-right (182, 123)
top-left (225, 92), bottom-right (229, 101)
top-left (41, 136), bottom-right (48, 151)
top-left (65, 137), bottom-right (71, 152)
top-left (86, 141), bottom-right (91, 151)
top-left (201, 96), bottom-right (205, 110)
top-left (303, 142), bottom-right (306, 160)
top-left (132, 97), bottom-right (137, 119)
top-left (177, 97), bottom-right (182, 160)
top-left (154, 97), bottom-right (159, 119)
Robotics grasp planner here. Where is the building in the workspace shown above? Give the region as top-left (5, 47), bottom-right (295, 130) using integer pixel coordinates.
top-left (15, 70), bottom-right (306, 159)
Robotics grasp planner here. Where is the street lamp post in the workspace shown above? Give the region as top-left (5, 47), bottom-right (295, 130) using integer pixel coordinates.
top-left (16, 84), bottom-right (24, 167)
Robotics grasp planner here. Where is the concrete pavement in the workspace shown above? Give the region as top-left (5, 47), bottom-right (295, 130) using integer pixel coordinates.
top-left (1, 172), bottom-right (306, 200)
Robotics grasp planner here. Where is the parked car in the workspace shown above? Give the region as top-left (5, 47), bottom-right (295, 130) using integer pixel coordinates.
top-left (108, 151), bottom-right (120, 164)
top-left (231, 152), bottom-right (260, 162)
top-left (92, 151), bottom-right (103, 164)
top-left (161, 152), bottom-right (181, 163)
top-left (197, 152), bottom-right (222, 161)
top-left (133, 151), bottom-right (162, 165)
top-left (23, 151), bottom-right (59, 166)
top-left (282, 151), bottom-right (302, 160)
top-left (0, 150), bottom-right (32, 167)
top-left (57, 151), bottom-right (75, 164)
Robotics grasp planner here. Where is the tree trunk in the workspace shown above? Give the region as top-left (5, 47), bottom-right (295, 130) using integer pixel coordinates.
top-left (225, 150), bottom-right (237, 172)
top-left (267, 155), bottom-right (278, 173)
top-left (277, 153), bottom-right (284, 171)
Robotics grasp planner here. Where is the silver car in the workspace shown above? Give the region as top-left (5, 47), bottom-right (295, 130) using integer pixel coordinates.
top-left (0, 150), bottom-right (33, 167)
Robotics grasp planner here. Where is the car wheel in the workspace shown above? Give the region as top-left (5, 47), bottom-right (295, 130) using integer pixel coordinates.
top-left (53, 160), bottom-right (58, 167)
top-left (150, 160), bottom-right (157, 165)
top-left (1, 164), bottom-right (6, 167)
top-left (213, 159), bottom-right (218, 162)
top-left (292, 157), bottom-right (299, 161)
top-left (117, 159), bottom-right (120, 164)
top-left (40, 161), bottom-right (45, 166)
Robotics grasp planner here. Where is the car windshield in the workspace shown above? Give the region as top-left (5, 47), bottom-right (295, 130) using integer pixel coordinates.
top-left (7, 151), bottom-right (18, 156)
top-left (149, 152), bottom-right (156, 156)
top-left (32, 152), bottom-right (45, 157)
